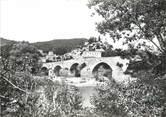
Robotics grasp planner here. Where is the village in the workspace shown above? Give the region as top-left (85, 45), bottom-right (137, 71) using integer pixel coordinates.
top-left (39, 37), bottom-right (109, 62)
top-left (37, 38), bottom-right (131, 87)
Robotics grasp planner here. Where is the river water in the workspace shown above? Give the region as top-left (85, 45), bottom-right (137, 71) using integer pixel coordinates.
top-left (79, 85), bottom-right (96, 107)
top-left (49, 76), bottom-right (98, 107)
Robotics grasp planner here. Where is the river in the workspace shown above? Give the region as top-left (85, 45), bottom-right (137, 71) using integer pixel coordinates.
top-left (79, 85), bottom-right (96, 107)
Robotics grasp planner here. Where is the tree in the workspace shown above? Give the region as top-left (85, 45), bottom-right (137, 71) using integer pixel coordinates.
top-left (92, 79), bottom-right (165, 117)
top-left (9, 41), bottom-right (42, 74)
top-left (88, 0), bottom-right (166, 53)
top-left (88, 1), bottom-right (166, 116)
top-left (54, 82), bottom-right (83, 117)
top-left (38, 81), bottom-right (83, 117)
top-left (91, 80), bottom-right (128, 117)
top-left (88, 0), bottom-right (166, 95)
top-left (0, 41), bottom-right (42, 116)
top-left (88, 37), bottom-right (97, 44)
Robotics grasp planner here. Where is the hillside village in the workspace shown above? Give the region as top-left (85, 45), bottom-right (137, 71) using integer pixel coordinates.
top-left (39, 37), bottom-right (110, 62)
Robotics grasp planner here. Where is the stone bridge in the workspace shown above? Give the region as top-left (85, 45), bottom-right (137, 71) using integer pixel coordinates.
top-left (41, 56), bottom-right (129, 81)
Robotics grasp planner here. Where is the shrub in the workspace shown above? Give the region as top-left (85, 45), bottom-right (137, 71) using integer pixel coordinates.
top-left (91, 78), bottom-right (165, 117)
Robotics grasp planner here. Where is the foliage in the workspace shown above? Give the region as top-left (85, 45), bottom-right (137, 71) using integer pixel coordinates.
top-left (36, 81), bottom-right (83, 117)
top-left (92, 78), bottom-right (165, 117)
top-left (125, 50), bottom-right (166, 77)
top-left (89, 0), bottom-right (166, 113)
top-left (54, 82), bottom-right (83, 117)
top-left (102, 47), bottom-right (138, 58)
top-left (0, 41), bottom-right (86, 117)
top-left (10, 41), bottom-right (42, 74)
top-left (0, 37), bottom-right (16, 47)
top-left (88, 0), bottom-right (166, 53)
top-left (1, 41), bottom-right (42, 75)
top-left (43, 79), bottom-right (59, 103)
top-left (92, 81), bottom-right (128, 117)
top-left (0, 41), bottom-right (42, 116)
top-left (92, 49), bottom-right (166, 117)
top-left (88, 37), bottom-right (98, 44)
top-left (124, 50), bottom-right (166, 116)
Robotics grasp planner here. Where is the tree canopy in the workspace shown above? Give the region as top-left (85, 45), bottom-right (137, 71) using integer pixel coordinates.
top-left (88, 1), bottom-right (166, 116)
top-left (88, 0), bottom-right (166, 52)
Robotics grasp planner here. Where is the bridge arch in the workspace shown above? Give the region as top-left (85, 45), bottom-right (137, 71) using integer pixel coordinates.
top-left (70, 63), bottom-right (80, 77)
top-left (54, 65), bottom-right (62, 76)
top-left (92, 62), bottom-right (112, 78)
top-left (41, 67), bottom-right (49, 76)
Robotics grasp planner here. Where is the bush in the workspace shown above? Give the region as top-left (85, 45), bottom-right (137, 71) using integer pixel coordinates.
top-left (91, 81), bottom-right (128, 117)
top-left (54, 82), bottom-right (83, 117)
top-left (37, 81), bottom-right (83, 117)
top-left (91, 78), bottom-right (165, 117)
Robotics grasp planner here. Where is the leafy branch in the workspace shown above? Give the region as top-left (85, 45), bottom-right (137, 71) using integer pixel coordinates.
top-left (0, 74), bottom-right (27, 93)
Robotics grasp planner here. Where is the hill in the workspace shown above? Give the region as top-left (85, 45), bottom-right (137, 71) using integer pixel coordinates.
top-left (0, 38), bottom-right (16, 46)
top-left (0, 38), bottom-right (88, 55)
top-left (33, 38), bottom-right (88, 55)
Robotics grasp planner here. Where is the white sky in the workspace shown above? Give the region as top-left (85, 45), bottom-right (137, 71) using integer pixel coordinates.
top-left (0, 0), bottom-right (101, 42)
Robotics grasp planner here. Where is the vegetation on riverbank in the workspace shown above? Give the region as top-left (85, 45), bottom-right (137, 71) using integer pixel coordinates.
top-left (1, 0), bottom-right (166, 116)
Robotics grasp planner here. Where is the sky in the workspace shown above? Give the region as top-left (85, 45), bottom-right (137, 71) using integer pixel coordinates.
top-left (0, 0), bottom-right (101, 42)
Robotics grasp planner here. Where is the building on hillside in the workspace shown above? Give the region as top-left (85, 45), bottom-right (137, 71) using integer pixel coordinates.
top-left (45, 51), bottom-right (58, 62)
top-left (82, 50), bottom-right (103, 58)
top-left (70, 49), bottom-right (82, 59)
top-left (69, 40), bottom-right (106, 58)
top-left (39, 38), bottom-right (111, 62)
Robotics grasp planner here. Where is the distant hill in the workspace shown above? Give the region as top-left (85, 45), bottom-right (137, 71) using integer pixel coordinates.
top-left (0, 38), bottom-right (88, 55)
top-left (33, 38), bottom-right (88, 55)
top-left (0, 38), bottom-right (16, 46)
